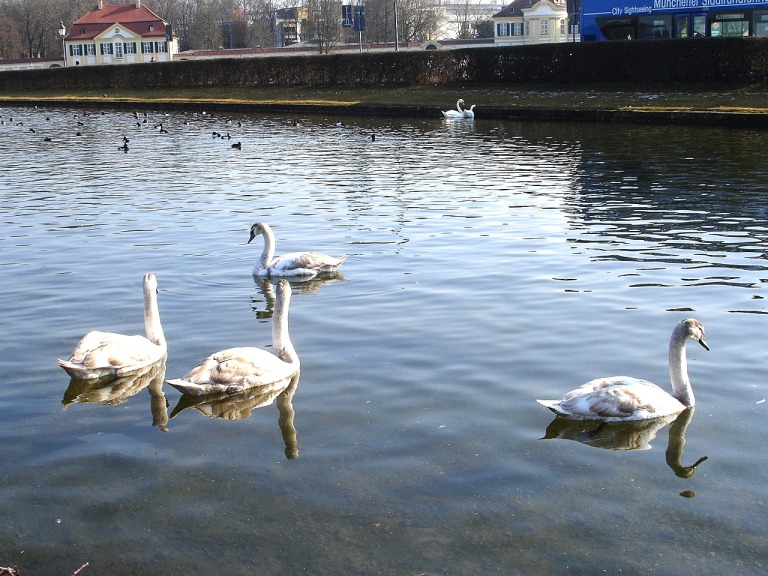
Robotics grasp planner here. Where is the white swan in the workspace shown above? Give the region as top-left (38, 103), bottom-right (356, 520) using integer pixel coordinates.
top-left (167, 279), bottom-right (300, 396)
top-left (537, 319), bottom-right (709, 421)
top-left (248, 222), bottom-right (348, 277)
top-left (463, 104), bottom-right (476, 118)
top-left (58, 273), bottom-right (166, 380)
top-left (441, 99), bottom-right (466, 119)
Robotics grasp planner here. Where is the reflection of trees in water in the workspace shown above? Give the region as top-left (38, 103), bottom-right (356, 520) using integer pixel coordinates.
top-left (543, 407), bottom-right (708, 490)
top-left (557, 126), bottom-right (768, 281)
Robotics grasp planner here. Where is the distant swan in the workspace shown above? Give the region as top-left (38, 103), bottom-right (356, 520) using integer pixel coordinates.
top-left (248, 221), bottom-right (348, 277)
top-left (463, 104), bottom-right (476, 118)
top-left (58, 273), bottom-right (166, 380)
top-left (441, 99), bottom-right (466, 119)
top-left (167, 279), bottom-right (299, 396)
top-left (537, 319), bottom-right (709, 421)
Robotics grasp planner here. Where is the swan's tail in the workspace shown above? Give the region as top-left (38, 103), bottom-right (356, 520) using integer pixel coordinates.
top-left (536, 399), bottom-right (562, 414)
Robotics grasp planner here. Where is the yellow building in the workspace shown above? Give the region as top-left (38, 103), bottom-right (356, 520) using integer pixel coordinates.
top-left (493, 0), bottom-right (576, 46)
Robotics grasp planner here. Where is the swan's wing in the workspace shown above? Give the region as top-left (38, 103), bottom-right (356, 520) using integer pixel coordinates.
top-left (168, 347), bottom-right (298, 396)
top-left (538, 377), bottom-right (682, 420)
top-left (269, 252), bottom-right (347, 276)
top-left (442, 110), bottom-right (464, 119)
top-left (59, 331), bottom-right (164, 378)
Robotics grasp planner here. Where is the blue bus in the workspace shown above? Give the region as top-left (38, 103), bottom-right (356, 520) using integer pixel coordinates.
top-left (581, 0), bottom-right (768, 40)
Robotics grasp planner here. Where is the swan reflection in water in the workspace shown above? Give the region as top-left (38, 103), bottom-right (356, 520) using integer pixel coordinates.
top-left (169, 372), bottom-right (300, 459)
top-left (62, 357), bottom-right (169, 432)
top-left (542, 407), bottom-right (708, 483)
top-left (251, 276), bottom-right (344, 319)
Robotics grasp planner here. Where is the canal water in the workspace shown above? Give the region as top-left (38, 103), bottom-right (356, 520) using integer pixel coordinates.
top-left (1, 106), bottom-right (766, 575)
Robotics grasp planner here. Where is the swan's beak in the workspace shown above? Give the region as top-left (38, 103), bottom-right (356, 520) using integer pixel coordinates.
top-left (698, 337), bottom-right (709, 351)
top-left (247, 231), bottom-right (256, 244)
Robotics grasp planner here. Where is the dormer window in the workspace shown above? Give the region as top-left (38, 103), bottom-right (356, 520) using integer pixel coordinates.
top-left (149, 25), bottom-right (154, 31)
top-left (81, 28), bottom-right (86, 34)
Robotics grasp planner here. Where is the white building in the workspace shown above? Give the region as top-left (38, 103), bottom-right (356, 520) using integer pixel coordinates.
top-left (63, 1), bottom-right (178, 66)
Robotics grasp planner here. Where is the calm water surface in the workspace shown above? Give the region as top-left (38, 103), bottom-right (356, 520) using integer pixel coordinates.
top-left (1, 106), bottom-right (766, 575)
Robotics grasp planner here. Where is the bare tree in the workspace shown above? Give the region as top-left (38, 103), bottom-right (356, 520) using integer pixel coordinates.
top-left (446, 0), bottom-right (494, 39)
top-left (5, 0), bottom-right (58, 58)
top-left (241, 0), bottom-right (280, 48)
top-left (396, 0), bottom-right (437, 42)
top-left (303, 0), bottom-right (341, 53)
top-left (0, 10), bottom-right (26, 58)
top-left (363, 0), bottom-right (395, 44)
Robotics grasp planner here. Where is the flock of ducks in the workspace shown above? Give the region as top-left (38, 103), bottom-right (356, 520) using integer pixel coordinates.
top-left (59, 220), bottom-right (709, 422)
top-left (59, 222), bottom-right (346, 397)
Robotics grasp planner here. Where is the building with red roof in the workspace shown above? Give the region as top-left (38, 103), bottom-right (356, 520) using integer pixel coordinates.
top-left (63, 1), bottom-right (177, 66)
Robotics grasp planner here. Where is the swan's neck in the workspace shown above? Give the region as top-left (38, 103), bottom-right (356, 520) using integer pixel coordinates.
top-left (144, 285), bottom-right (166, 350)
top-left (259, 226), bottom-right (276, 269)
top-left (669, 330), bottom-right (694, 407)
top-left (273, 291), bottom-right (298, 366)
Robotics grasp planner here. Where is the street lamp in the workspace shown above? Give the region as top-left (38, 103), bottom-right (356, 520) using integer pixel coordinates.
top-left (58, 21), bottom-right (66, 67)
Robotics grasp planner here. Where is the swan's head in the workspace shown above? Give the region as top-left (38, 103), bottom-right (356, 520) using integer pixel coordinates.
top-left (276, 278), bottom-right (292, 303)
top-left (143, 273), bottom-right (158, 294)
top-left (679, 318), bottom-right (709, 351)
top-left (248, 222), bottom-right (267, 244)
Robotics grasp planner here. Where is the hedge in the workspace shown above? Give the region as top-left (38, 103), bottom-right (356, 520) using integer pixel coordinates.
top-left (1, 37), bottom-right (767, 92)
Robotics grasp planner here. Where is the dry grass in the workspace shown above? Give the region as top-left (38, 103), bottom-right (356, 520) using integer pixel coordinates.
top-left (1, 83), bottom-right (767, 114)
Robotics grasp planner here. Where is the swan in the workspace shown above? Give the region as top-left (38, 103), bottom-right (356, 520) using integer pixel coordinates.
top-left (58, 273), bottom-right (166, 380)
top-left (167, 279), bottom-right (300, 396)
top-left (441, 99), bottom-right (466, 119)
top-left (537, 318), bottom-right (709, 421)
top-left (248, 221), bottom-right (348, 277)
top-left (463, 104), bottom-right (476, 118)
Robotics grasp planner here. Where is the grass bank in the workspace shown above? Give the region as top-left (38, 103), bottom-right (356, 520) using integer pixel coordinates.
top-left (1, 83), bottom-right (767, 124)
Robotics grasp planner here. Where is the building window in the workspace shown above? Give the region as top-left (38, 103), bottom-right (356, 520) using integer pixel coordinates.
top-left (525, 20), bottom-right (530, 35)
top-left (114, 42), bottom-right (123, 58)
top-left (141, 41), bottom-right (154, 53)
top-left (149, 25), bottom-right (154, 31)
top-left (85, 43), bottom-right (96, 55)
top-left (124, 42), bottom-right (137, 54)
top-left (101, 43), bottom-right (113, 55)
top-left (69, 44), bottom-right (82, 56)
top-left (115, 28), bottom-right (120, 34)
top-left (561, 19), bottom-right (566, 34)
top-left (514, 22), bottom-right (523, 35)
top-left (541, 19), bottom-right (549, 35)
top-left (155, 41), bottom-right (167, 53)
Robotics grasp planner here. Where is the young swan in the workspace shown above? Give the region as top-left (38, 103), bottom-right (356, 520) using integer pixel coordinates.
top-left (58, 273), bottom-right (166, 380)
top-left (167, 279), bottom-right (299, 396)
top-left (537, 319), bottom-right (709, 421)
top-left (248, 222), bottom-right (347, 278)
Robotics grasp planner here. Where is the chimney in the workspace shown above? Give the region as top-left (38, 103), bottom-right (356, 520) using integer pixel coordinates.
top-left (97, 0), bottom-right (102, 8)
top-left (135, 0), bottom-right (141, 8)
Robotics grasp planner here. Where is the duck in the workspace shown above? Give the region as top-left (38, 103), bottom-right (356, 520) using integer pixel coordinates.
top-left (58, 273), bottom-right (166, 380)
top-left (248, 222), bottom-right (348, 278)
top-left (463, 104), bottom-right (476, 118)
top-left (166, 279), bottom-right (299, 396)
top-left (441, 99), bottom-right (466, 119)
top-left (537, 319), bottom-right (709, 421)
